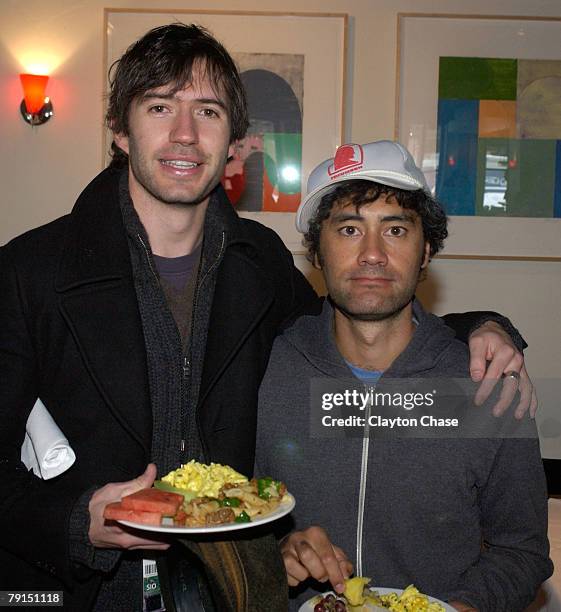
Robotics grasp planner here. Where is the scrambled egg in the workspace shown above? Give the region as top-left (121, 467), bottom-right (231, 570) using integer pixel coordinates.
top-left (161, 460), bottom-right (248, 498)
top-left (378, 584), bottom-right (445, 612)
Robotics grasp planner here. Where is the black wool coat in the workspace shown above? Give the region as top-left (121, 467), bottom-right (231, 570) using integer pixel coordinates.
top-left (0, 167), bottom-right (320, 608)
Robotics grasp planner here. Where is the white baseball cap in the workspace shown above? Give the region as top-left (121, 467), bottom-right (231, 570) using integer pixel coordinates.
top-left (296, 140), bottom-right (430, 233)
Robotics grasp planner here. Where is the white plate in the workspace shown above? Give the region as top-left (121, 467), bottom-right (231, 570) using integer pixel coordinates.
top-left (298, 586), bottom-right (455, 611)
top-left (117, 493), bottom-right (295, 534)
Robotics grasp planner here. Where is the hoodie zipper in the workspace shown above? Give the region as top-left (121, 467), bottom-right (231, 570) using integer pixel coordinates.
top-left (354, 318), bottom-right (418, 570)
top-left (356, 383), bottom-right (374, 577)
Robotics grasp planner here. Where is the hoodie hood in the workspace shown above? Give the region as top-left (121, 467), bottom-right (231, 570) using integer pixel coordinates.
top-left (280, 297), bottom-right (461, 378)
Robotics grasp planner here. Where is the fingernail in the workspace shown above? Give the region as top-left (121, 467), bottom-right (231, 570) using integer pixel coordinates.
top-left (472, 371), bottom-right (483, 381)
top-left (335, 583), bottom-right (345, 593)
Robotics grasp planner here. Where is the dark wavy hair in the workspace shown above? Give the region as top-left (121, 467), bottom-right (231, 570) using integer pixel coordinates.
top-left (105, 23), bottom-right (249, 167)
top-left (304, 179), bottom-right (448, 262)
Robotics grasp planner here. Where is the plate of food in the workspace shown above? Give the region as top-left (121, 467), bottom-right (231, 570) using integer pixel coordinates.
top-left (103, 460), bottom-right (295, 534)
top-left (299, 577), bottom-right (454, 611)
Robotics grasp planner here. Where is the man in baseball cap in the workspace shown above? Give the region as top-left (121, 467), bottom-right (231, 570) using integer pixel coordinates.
top-left (296, 139), bottom-right (534, 409)
top-left (255, 140), bottom-right (549, 610)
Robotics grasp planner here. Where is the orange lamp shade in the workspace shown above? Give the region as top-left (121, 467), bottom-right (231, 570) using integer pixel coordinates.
top-left (20, 74), bottom-right (49, 114)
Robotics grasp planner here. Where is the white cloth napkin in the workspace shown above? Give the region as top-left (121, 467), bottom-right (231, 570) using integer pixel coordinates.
top-left (21, 398), bottom-right (76, 479)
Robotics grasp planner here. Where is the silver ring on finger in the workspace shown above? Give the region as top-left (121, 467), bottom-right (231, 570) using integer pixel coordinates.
top-left (503, 370), bottom-right (520, 383)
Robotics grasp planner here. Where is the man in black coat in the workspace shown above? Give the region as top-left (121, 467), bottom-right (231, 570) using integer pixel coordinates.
top-left (0, 23), bottom-right (534, 611)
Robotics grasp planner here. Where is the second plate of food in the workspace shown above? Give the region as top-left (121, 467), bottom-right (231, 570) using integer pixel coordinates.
top-left (298, 586), bottom-right (454, 611)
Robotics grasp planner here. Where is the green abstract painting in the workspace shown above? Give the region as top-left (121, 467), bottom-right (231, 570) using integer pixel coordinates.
top-left (436, 57), bottom-right (561, 218)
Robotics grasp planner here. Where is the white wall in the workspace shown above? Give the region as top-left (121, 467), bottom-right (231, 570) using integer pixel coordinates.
top-left (1, 0), bottom-right (560, 455)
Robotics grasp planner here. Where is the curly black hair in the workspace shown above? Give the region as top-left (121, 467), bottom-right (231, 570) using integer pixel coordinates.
top-left (304, 179), bottom-right (448, 263)
top-left (106, 23), bottom-right (249, 168)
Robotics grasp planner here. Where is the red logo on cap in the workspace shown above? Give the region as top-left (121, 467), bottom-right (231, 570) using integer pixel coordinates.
top-left (328, 144), bottom-right (363, 179)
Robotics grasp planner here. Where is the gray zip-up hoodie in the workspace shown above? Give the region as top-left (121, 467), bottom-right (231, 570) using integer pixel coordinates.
top-left (256, 299), bottom-right (552, 611)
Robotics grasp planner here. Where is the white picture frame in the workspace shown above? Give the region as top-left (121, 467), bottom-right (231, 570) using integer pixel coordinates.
top-left (396, 13), bottom-right (561, 261)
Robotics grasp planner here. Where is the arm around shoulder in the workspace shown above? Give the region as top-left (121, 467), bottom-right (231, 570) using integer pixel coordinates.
top-left (441, 311), bottom-right (526, 351)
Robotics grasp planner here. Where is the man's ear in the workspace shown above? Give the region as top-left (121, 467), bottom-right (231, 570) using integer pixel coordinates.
top-left (420, 242), bottom-right (431, 269)
top-left (227, 141), bottom-right (237, 161)
top-left (312, 251), bottom-right (322, 270)
top-left (113, 131), bottom-right (130, 155)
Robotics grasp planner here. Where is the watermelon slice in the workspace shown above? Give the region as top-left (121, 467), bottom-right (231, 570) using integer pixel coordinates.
top-left (121, 488), bottom-right (183, 516)
top-left (103, 502), bottom-right (162, 525)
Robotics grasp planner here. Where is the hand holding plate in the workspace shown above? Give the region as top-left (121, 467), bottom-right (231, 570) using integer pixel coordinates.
top-left (89, 463), bottom-right (170, 550)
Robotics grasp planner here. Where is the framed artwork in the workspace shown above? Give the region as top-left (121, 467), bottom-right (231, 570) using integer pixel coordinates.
top-left (104, 9), bottom-right (347, 252)
top-left (396, 13), bottom-right (561, 260)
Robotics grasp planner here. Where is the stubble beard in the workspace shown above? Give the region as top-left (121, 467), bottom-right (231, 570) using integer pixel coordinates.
top-left (327, 263), bottom-right (422, 322)
top-left (329, 287), bottom-right (415, 322)
top-left (128, 141), bottom-right (222, 207)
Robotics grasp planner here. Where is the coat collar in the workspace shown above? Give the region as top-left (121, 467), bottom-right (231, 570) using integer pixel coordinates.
top-left (55, 168), bottom-right (131, 291)
top-left (55, 168), bottom-right (260, 291)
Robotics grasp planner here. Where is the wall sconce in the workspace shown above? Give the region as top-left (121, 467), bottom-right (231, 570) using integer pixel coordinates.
top-left (20, 74), bottom-right (54, 126)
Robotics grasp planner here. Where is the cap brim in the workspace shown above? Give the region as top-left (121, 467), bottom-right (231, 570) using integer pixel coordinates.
top-left (295, 171), bottom-right (426, 233)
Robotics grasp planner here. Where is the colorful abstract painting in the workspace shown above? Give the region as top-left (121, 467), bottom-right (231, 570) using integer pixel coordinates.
top-left (436, 57), bottom-right (561, 218)
top-left (221, 53), bottom-right (304, 212)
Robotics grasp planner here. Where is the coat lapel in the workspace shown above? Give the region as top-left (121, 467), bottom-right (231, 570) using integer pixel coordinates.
top-left (196, 189), bottom-right (276, 407)
top-left (198, 248), bottom-right (274, 407)
top-left (55, 169), bottom-right (151, 455)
